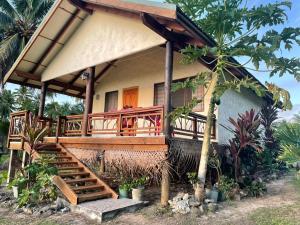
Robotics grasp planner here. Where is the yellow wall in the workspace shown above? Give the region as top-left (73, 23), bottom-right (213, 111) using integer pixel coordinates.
top-left (92, 47), bottom-right (211, 116)
top-left (41, 10), bottom-right (165, 81)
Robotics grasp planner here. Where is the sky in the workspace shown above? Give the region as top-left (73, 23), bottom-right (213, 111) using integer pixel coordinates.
top-left (5, 0), bottom-right (300, 119)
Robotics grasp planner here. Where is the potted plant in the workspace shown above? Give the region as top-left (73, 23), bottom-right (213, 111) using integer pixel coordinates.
top-left (119, 180), bottom-right (131, 199)
top-left (131, 176), bottom-right (149, 201)
top-left (187, 172), bottom-right (204, 202)
top-left (210, 184), bottom-right (219, 203)
top-left (9, 172), bottom-right (27, 198)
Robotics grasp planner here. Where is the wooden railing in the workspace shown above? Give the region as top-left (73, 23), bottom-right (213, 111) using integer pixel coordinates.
top-left (8, 111), bottom-right (29, 145)
top-left (8, 107), bottom-right (216, 144)
top-left (173, 112), bottom-right (216, 139)
top-left (7, 111), bottom-right (56, 149)
top-left (56, 106), bottom-right (164, 137)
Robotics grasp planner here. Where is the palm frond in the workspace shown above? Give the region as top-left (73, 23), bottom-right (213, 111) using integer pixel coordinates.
top-left (0, 33), bottom-right (20, 63)
top-left (0, 12), bottom-right (13, 29)
top-left (0, 0), bottom-right (17, 17)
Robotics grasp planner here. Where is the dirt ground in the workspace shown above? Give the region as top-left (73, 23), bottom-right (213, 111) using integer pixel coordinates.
top-left (0, 175), bottom-right (299, 225)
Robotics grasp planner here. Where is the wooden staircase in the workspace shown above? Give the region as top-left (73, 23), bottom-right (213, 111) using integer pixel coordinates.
top-left (33, 143), bottom-right (118, 205)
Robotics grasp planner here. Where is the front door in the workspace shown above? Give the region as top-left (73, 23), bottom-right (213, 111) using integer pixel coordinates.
top-left (123, 87), bottom-right (138, 108)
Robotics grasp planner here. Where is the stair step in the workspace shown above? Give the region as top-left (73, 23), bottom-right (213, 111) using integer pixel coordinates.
top-left (58, 166), bottom-right (84, 171)
top-left (50, 161), bottom-right (78, 165)
top-left (59, 172), bottom-right (90, 177)
top-left (40, 148), bottom-right (61, 151)
top-left (54, 156), bottom-right (72, 160)
top-left (38, 151), bottom-right (66, 155)
top-left (72, 184), bottom-right (104, 192)
top-left (65, 178), bottom-right (97, 184)
top-left (78, 191), bottom-right (112, 203)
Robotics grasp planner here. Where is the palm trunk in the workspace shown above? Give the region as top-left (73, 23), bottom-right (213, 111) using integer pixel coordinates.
top-left (197, 72), bottom-right (218, 191)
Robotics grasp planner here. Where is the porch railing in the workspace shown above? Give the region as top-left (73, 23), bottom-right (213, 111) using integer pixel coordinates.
top-left (173, 112), bottom-right (216, 139)
top-left (8, 107), bottom-right (216, 144)
top-left (7, 111), bottom-right (56, 148)
top-left (56, 106), bottom-right (164, 137)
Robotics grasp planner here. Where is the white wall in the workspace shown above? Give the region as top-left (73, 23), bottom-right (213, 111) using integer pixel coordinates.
top-left (217, 88), bottom-right (265, 145)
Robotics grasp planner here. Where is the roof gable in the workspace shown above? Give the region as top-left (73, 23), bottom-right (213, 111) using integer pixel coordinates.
top-left (42, 10), bottom-right (165, 81)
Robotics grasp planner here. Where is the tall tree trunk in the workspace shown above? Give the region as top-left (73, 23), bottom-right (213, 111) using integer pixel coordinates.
top-left (197, 72), bottom-right (219, 188)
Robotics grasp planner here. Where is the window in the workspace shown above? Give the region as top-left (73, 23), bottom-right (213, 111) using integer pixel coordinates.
top-left (104, 91), bottom-right (118, 112)
top-left (154, 79), bottom-right (204, 112)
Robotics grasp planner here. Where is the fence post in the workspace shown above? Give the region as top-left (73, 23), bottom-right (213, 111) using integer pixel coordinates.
top-left (56, 116), bottom-right (62, 141)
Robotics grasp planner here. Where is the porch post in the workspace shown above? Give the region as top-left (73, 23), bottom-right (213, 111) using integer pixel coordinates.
top-left (7, 149), bottom-right (18, 184)
top-left (163, 41), bottom-right (174, 138)
top-left (161, 41), bottom-right (174, 206)
top-left (82, 67), bottom-right (95, 136)
top-left (38, 82), bottom-right (48, 117)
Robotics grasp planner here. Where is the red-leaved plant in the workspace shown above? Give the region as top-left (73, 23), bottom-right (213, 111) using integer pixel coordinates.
top-left (227, 109), bottom-right (262, 182)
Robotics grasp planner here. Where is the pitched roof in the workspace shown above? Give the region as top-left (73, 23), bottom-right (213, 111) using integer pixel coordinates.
top-left (3, 0), bottom-right (272, 101)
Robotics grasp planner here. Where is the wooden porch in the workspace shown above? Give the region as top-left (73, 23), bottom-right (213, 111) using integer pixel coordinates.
top-left (7, 106), bottom-right (216, 151)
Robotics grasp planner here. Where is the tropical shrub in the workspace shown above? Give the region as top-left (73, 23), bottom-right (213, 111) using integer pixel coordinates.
top-left (187, 172), bottom-right (201, 185)
top-left (218, 175), bottom-right (237, 200)
top-left (276, 120), bottom-right (300, 164)
top-left (9, 156), bottom-right (58, 207)
top-left (227, 109), bottom-right (262, 182)
top-left (0, 171), bottom-right (8, 186)
top-left (245, 180), bottom-right (267, 197)
top-left (259, 104), bottom-right (285, 174)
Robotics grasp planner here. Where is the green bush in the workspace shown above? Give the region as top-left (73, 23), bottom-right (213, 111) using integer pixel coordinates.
top-left (218, 175), bottom-right (237, 200)
top-left (246, 180), bottom-right (267, 197)
top-left (0, 171), bottom-right (8, 186)
top-left (131, 176), bottom-right (149, 189)
top-left (9, 156), bottom-right (58, 207)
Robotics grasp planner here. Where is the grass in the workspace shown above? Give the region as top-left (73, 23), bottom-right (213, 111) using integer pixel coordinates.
top-left (248, 173), bottom-right (300, 225)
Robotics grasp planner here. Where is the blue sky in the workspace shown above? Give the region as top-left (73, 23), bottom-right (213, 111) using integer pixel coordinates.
top-left (6, 0), bottom-right (300, 118)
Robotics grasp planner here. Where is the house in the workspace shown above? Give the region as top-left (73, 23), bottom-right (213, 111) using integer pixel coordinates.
top-left (4, 0), bottom-right (271, 205)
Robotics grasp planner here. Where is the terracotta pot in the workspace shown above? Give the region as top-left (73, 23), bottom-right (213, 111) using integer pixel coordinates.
top-left (132, 187), bottom-right (144, 201)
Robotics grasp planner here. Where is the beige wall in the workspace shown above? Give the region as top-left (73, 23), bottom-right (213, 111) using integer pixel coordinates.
top-left (92, 47), bottom-right (211, 116)
top-left (41, 10), bottom-right (165, 81)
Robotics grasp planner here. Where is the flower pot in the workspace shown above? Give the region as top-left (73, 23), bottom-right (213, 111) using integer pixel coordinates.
top-left (119, 188), bottom-right (129, 199)
top-left (132, 187), bottom-right (144, 201)
top-left (12, 186), bottom-right (18, 198)
top-left (205, 188), bottom-right (212, 199)
top-left (210, 189), bottom-right (219, 203)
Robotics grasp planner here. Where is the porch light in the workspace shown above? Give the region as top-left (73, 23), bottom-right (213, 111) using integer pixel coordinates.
top-left (81, 71), bottom-right (89, 80)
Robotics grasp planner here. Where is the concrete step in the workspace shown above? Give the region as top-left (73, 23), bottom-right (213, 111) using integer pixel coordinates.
top-left (70, 199), bottom-right (146, 223)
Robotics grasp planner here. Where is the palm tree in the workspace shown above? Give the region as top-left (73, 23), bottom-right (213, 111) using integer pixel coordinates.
top-left (0, 89), bottom-right (14, 153)
top-left (45, 101), bottom-right (61, 119)
top-left (14, 86), bottom-right (39, 112)
top-left (0, 89), bottom-right (15, 121)
top-left (0, 0), bottom-right (53, 75)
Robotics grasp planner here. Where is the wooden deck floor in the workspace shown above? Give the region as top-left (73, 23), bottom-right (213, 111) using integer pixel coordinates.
top-left (43, 136), bottom-right (168, 152)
